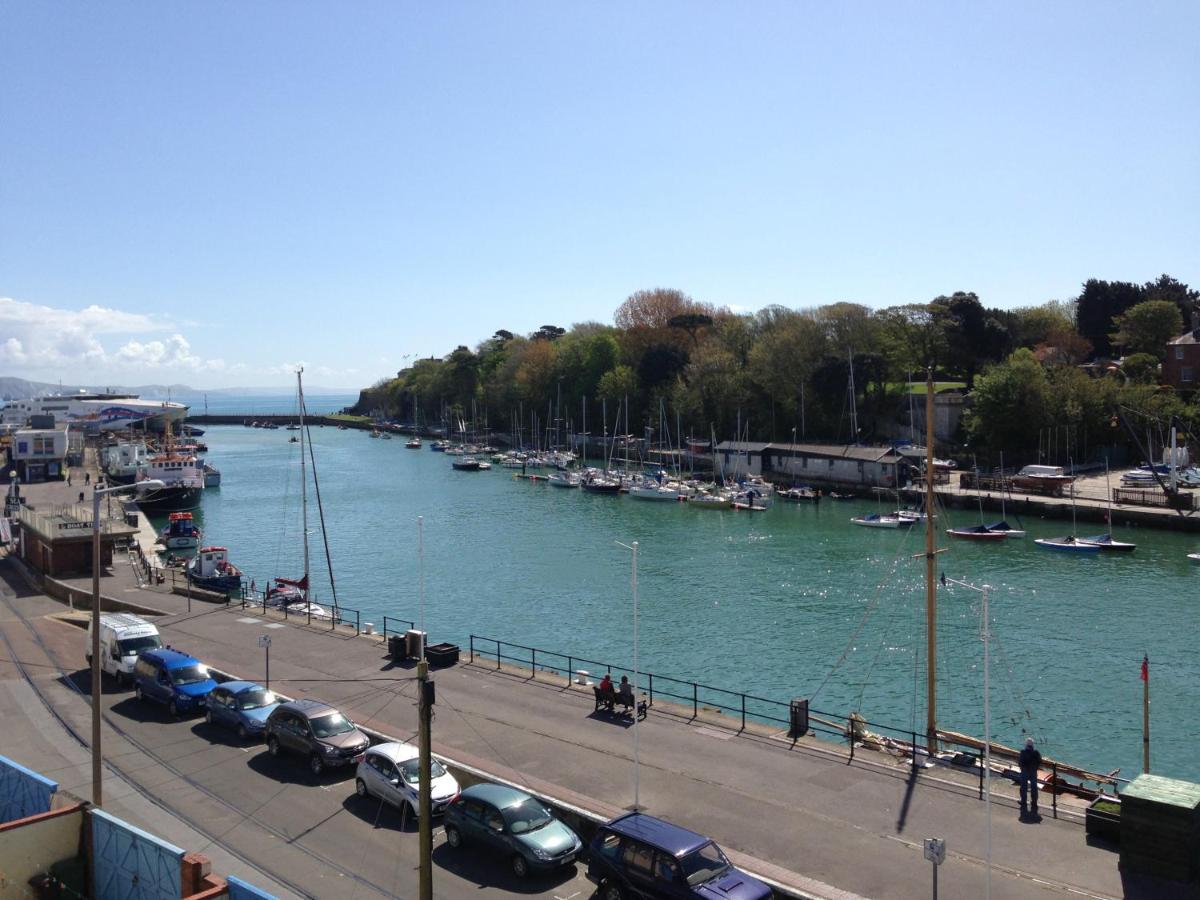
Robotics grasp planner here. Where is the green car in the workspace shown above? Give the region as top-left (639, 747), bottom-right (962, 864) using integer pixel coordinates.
top-left (443, 783), bottom-right (582, 878)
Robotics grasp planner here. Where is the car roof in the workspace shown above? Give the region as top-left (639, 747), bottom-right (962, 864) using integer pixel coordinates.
top-left (144, 648), bottom-right (202, 669)
top-left (219, 680), bottom-right (263, 693)
top-left (366, 741), bottom-right (418, 764)
top-left (278, 698), bottom-right (340, 719)
top-left (461, 783), bottom-right (533, 809)
top-left (602, 812), bottom-right (710, 857)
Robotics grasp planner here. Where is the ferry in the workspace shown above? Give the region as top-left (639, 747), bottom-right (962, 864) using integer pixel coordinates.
top-left (1, 392), bottom-right (188, 432)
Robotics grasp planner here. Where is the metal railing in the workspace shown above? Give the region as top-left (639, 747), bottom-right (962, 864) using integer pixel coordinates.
top-left (381, 616), bottom-right (416, 639)
top-left (238, 589), bottom-right (363, 636)
top-left (467, 634), bottom-right (1133, 819)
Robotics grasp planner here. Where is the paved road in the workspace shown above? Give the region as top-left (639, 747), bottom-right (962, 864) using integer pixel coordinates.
top-left (0, 571), bottom-right (597, 900)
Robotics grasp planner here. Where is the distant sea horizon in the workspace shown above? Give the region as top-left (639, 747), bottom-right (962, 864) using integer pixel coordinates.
top-left (176, 392), bottom-right (359, 416)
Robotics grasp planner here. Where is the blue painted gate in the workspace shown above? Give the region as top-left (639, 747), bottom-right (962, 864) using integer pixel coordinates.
top-left (0, 754), bottom-right (58, 823)
top-left (91, 807), bottom-right (184, 900)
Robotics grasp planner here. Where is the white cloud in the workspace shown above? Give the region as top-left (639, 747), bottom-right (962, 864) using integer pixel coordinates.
top-left (0, 296), bottom-right (225, 375)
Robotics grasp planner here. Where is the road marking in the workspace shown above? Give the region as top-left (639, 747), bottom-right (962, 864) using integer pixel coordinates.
top-left (236, 617), bottom-right (260, 624)
top-left (694, 726), bottom-right (734, 740)
top-left (264, 623), bottom-right (286, 629)
top-left (319, 784), bottom-right (331, 791)
top-left (555, 892), bottom-right (582, 900)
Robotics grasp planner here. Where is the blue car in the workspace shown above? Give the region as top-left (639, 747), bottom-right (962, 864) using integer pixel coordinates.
top-left (133, 648), bottom-right (217, 717)
top-left (205, 680), bottom-right (279, 740)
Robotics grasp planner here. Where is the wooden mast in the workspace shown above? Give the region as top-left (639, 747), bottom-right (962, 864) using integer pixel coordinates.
top-left (925, 367), bottom-right (938, 750)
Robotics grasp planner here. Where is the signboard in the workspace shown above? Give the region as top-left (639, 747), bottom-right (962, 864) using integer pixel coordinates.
top-left (257, 635), bottom-right (272, 648)
top-left (923, 837), bottom-right (945, 865)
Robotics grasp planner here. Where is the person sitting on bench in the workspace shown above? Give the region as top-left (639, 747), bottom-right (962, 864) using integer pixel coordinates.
top-left (617, 676), bottom-right (634, 709)
top-left (597, 673), bottom-right (615, 710)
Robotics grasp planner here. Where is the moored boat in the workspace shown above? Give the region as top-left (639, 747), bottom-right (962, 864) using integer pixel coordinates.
top-left (851, 513), bottom-right (902, 529)
top-left (984, 520), bottom-right (1025, 538)
top-left (158, 511), bottom-right (202, 549)
top-left (187, 546), bottom-right (244, 592)
top-left (946, 525), bottom-right (1008, 542)
top-left (451, 456), bottom-right (482, 471)
top-left (1034, 536), bottom-right (1101, 553)
top-left (1075, 533), bottom-right (1136, 552)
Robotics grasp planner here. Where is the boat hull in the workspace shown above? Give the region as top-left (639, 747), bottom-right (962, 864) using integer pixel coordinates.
top-left (947, 528), bottom-right (1008, 542)
top-left (136, 486), bottom-right (202, 513)
top-left (1034, 538), bottom-right (1101, 553)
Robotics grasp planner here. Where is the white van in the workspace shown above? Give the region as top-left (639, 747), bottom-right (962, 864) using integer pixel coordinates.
top-left (85, 613), bottom-right (162, 686)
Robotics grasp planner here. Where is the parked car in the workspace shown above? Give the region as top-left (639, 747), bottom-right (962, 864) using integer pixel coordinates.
top-left (132, 648), bottom-right (217, 717)
top-left (86, 613), bottom-right (161, 687)
top-left (586, 811), bottom-right (772, 899)
top-left (205, 680), bottom-right (279, 740)
top-left (442, 783), bottom-right (581, 878)
top-left (354, 741), bottom-right (460, 818)
top-left (265, 699), bottom-right (369, 776)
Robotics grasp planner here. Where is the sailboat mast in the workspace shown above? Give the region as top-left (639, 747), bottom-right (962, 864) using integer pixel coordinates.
top-left (924, 367), bottom-right (937, 750)
top-left (298, 367), bottom-right (310, 603)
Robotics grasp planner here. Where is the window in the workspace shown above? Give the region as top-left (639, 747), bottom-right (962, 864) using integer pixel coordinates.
top-left (1183, 367), bottom-right (1194, 383)
top-left (621, 842), bottom-right (654, 876)
top-left (1177, 347), bottom-right (1185, 360)
top-left (595, 831), bottom-right (621, 858)
top-left (655, 855), bottom-right (681, 884)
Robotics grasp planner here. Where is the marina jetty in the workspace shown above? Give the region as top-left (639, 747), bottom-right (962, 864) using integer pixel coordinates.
top-left (3, 474), bottom-right (1170, 900)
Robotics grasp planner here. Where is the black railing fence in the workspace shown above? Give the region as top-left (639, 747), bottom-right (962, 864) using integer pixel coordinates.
top-left (238, 588), bottom-right (363, 635)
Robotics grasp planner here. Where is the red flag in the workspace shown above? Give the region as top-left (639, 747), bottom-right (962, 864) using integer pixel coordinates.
top-left (1141, 655), bottom-right (1149, 682)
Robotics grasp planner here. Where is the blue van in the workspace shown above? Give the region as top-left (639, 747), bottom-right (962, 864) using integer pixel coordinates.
top-left (133, 648), bottom-right (217, 717)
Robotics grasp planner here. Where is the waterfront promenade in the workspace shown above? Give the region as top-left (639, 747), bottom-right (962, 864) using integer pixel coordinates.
top-left (9, 562), bottom-right (1131, 898)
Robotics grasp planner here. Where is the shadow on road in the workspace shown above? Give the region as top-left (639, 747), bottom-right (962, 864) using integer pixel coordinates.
top-left (431, 843), bottom-right (580, 895)
top-left (340, 792), bottom-right (415, 832)
top-left (246, 748), bottom-right (356, 787)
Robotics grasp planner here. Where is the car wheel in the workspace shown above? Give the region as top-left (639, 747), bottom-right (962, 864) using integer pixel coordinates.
top-left (267, 735), bottom-right (281, 757)
top-left (135, 685), bottom-right (144, 702)
top-left (237, 724), bottom-right (249, 742)
top-left (511, 854), bottom-right (529, 879)
top-left (168, 700), bottom-right (179, 718)
top-left (309, 753), bottom-right (324, 777)
top-left (205, 709), bottom-right (214, 725)
top-left (601, 880), bottom-right (624, 900)
top-left (355, 778), bottom-right (369, 799)
top-left (445, 825), bottom-right (462, 849)
top-left (115, 671), bottom-right (126, 688)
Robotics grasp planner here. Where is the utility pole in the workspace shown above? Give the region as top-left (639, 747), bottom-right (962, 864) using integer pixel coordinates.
top-left (417, 655), bottom-right (433, 900)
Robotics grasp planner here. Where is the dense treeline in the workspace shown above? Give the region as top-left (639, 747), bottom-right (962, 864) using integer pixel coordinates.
top-left (353, 275), bottom-right (1200, 464)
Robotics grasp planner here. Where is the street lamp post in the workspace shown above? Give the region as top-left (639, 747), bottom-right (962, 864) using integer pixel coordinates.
top-left (91, 478), bottom-right (163, 807)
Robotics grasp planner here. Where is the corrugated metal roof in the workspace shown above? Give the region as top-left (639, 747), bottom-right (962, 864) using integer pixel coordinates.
top-left (714, 441), bottom-right (772, 453)
top-left (766, 442), bottom-right (903, 463)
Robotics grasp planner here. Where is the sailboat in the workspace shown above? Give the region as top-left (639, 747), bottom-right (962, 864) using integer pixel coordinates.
top-left (406, 394), bottom-right (422, 448)
top-left (1034, 461), bottom-right (1100, 553)
top-left (266, 368), bottom-right (334, 618)
top-left (1076, 461), bottom-right (1136, 552)
top-left (948, 462), bottom-right (1006, 541)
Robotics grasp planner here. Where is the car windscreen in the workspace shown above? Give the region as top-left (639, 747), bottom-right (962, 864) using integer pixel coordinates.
top-left (501, 798), bottom-right (553, 834)
top-left (119, 636), bottom-right (161, 656)
top-left (397, 758), bottom-right (447, 784)
top-left (238, 689), bottom-right (276, 710)
top-left (169, 664), bottom-right (210, 685)
top-left (309, 713), bottom-right (355, 738)
top-left (680, 842), bottom-right (731, 886)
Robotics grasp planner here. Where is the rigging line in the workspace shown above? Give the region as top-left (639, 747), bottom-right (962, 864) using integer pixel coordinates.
top-left (302, 397), bottom-right (340, 613)
top-left (810, 514), bottom-right (922, 703)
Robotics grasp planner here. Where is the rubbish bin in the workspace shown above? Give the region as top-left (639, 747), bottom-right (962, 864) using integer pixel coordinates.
top-left (405, 629), bottom-right (426, 660)
top-left (388, 634), bottom-right (405, 661)
top-left (789, 698), bottom-right (809, 738)
top-left (426, 642), bottom-right (459, 668)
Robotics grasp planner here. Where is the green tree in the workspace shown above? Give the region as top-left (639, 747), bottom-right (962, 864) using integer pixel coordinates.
top-left (1111, 300), bottom-right (1183, 358)
top-left (1120, 353), bottom-right (1161, 384)
top-left (1075, 279), bottom-right (1143, 358)
top-left (597, 365), bottom-right (638, 401)
top-left (964, 349), bottom-right (1051, 453)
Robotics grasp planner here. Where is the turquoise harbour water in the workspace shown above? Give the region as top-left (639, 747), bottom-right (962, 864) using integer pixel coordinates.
top-left (162, 425), bottom-right (1200, 784)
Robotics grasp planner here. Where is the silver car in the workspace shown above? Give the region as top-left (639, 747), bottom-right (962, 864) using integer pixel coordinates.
top-left (355, 741), bottom-right (460, 818)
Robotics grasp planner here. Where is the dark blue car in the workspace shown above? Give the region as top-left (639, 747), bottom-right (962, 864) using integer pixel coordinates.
top-left (133, 648), bottom-right (217, 717)
top-left (586, 812), bottom-right (772, 899)
top-left (205, 680), bottom-right (279, 740)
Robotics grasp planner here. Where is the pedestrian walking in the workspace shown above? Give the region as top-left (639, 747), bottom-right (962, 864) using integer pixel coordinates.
top-left (85, 472), bottom-right (90, 486)
top-left (67, 473), bottom-right (72, 486)
top-left (1019, 737), bottom-right (1042, 819)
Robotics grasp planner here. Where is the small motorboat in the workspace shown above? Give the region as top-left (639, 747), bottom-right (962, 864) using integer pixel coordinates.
top-left (158, 511), bottom-right (202, 549)
top-left (1034, 536), bottom-right (1101, 553)
top-left (828, 491), bottom-right (855, 501)
top-left (947, 525), bottom-right (1008, 542)
top-left (851, 513), bottom-right (902, 529)
top-left (451, 456), bottom-right (482, 471)
top-left (1188, 553), bottom-right (1200, 564)
top-left (546, 472), bottom-right (581, 488)
top-left (186, 546), bottom-right (244, 592)
top-left (405, 437), bottom-right (422, 449)
top-left (690, 492), bottom-right (732, 509)
top-left (779, 486), bottom-right (820, 503)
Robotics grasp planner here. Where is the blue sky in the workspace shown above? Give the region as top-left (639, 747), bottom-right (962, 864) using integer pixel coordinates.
top-left (2, 2), bottom-right (1197, 389)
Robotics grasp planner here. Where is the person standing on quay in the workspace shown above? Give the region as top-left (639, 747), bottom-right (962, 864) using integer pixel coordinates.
top-left (1019, 737), bottom-right (1042, 820)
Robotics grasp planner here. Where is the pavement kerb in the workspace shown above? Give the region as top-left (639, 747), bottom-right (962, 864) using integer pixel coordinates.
top-left (199, 660), bottom-right (846, 900)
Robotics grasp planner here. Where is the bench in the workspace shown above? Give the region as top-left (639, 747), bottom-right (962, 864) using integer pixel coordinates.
top-left (593, 685), bottom-right (648, 720)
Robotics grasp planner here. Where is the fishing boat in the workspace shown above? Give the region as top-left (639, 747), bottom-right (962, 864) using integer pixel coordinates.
top-left (851, 512), bottom-right (902, 528)
top-left (157, 512), bottom-right (202, 549)
top-left (186, 546), bottom-right (244, 593)
top-left (946, 524), bottom-right (1008, 542)
top-left (134, 420), bottom-right (205, 513)
top-left (202, 462), bottom-right (221, 488)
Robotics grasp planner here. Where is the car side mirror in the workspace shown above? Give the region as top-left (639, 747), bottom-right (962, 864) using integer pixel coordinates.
top-left (389, 777), bottom-right (401, 786)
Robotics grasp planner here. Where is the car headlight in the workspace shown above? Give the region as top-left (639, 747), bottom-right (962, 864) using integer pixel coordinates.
top-left (320, 743), bottom-right (338, 755)
top-left (531, 847), bottom-right (552, 860)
